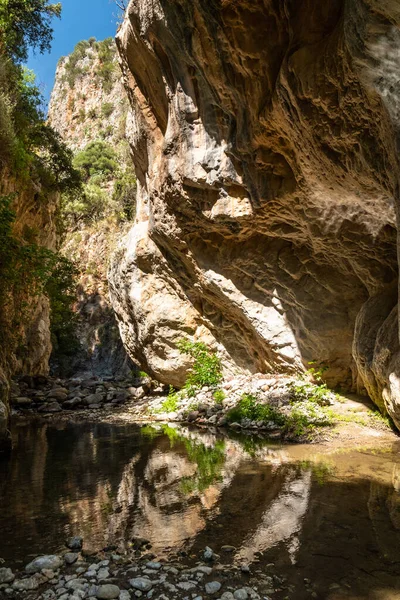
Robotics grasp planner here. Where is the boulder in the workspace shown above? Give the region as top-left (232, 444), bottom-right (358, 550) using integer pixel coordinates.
top-left (25, 555), bottom-right (62, 574)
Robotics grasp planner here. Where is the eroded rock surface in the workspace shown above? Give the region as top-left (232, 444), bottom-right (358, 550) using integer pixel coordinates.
top-left (110, 0), bottom-right (400, 425)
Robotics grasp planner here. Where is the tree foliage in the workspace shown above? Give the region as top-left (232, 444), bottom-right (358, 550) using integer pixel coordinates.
top-left (73, 140), bottom-right (118, 181)
top-left (0, 0), bottom-right (61, 62)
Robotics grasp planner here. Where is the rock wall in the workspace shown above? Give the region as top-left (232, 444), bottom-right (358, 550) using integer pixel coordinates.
top-left (109, 0), bottom-right (400, 425)
top-left (61, 222), bottom-right (134, 378)
top-left (48, 38), bottom-right (129, 153)
top-left (0, 170), bottom-right (57, 450)
top-left (48, 38), bottom-right (135, 379)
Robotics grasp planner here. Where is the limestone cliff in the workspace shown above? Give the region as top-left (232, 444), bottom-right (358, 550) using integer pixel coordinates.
top-left (48, 38), bottom-right (129, 152)
top-left (0, 170), bottom-right (57, 449)
top-left (48, 38), bottom-right (136, 378)
top-left (109, 0), bottom-right (400, 425)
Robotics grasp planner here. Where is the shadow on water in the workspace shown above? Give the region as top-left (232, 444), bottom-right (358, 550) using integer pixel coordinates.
top-left (0, 421), bottom-right (400, 599)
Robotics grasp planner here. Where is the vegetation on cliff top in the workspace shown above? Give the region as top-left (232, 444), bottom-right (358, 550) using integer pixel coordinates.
top-left (61, 37), bottom-right (118, 92)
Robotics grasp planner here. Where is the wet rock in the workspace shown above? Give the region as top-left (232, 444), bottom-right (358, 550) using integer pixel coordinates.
top-left (96, 584), bottom-right (121, 599)
top-left (0, 568), bottom-right (14, 584)
top-left (25, 555), bottom-right (62, 574)
top-left (205, 581), bottom-right (221, 594)
top-left (129, 577), bottom-right (153, 591)
top-left (66, 536), bottom-right (83, 550)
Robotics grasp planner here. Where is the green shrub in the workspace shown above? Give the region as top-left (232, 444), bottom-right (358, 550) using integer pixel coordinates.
top-left (284, 401), bottom-right (333, 437)
top-left (288, 379), bottom-right (333, 406)
top-left (63, 39), bottom-right (90, 88)
top-left (227, 393), bottom-right (286, 426)
top-left (160, 387), bottom-right (180, 413)
top-left (101, 102), bottom-right (114, 118)
top-left (177, 339), bottom-right (222, 396)
top-left (226, 392), bottom-right (333, 438)
top-left (87, 107), bottom-right (97, 120)
top-left (112, 169), bottom-right (136, 221)
top-left (213, 389), bottom-right (226, 404)
top-left (76, 108), bottom-right (86, 123)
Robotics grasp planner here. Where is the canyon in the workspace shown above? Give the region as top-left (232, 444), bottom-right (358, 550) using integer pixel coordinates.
top-left (2, 2), bottom-right (400, 599)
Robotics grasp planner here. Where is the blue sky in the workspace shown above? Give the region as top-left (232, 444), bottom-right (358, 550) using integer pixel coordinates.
top-left (27, 0), bottom-right (119, 106)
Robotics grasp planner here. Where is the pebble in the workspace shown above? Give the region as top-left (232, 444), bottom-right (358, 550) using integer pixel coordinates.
top-left (96, 583), bottom-right (121, 599)
top-left (97, 567), bottom-right (110, 579)
top-left (130, 577), bottom-right (153, 591)
top-left (220, 593), bottom-right (234, 600)
top-left (177, 581), bottom-right (197, 591)
top-left (203, 547), bottom-right (214, 562)
top-left (65, 578), bottom-right (89, 591)
top-left (0, 568), bottom-right (14, 584)
top-left (233, 590), bottom-right (248, 600)
top-left (146, 561), bottom-right (162, 570)
top-left (13, 575), bottom-right (42, 591)
top-left (205, 581), bottom-right (221, 594)
top-left (64, 552), bottom-right (79, 565)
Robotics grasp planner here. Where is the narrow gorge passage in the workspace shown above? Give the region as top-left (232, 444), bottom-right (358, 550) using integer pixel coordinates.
top-left (1, 1), bottom-right (400, 600)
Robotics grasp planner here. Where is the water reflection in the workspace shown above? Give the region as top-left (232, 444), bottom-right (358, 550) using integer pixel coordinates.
top-left (0, 420), bottom-right (400, 599)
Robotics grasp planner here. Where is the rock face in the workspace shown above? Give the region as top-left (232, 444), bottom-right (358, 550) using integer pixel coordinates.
top-left (48, 38), bottom-right (128, 153)
top-left (110, 0), bottom-right (400, 425)
top-left (0, 170), bottom-right (57, 450)
top-left (48, 38), bottom-right (135, 378)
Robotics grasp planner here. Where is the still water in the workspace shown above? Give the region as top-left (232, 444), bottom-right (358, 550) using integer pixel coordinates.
top-left (1, 420), bottom-right (400, 599)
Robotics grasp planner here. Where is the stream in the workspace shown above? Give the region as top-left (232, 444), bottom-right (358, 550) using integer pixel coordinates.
top-left (1, 420), bottom-right (400, 599)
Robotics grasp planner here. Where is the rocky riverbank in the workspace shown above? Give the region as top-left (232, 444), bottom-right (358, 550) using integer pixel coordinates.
top-left (9, 371), bottom-right (396, 444)
top-left (9, 374), bottom-right (160, 414)
top-left (0, 536), bottom-right (291, 600)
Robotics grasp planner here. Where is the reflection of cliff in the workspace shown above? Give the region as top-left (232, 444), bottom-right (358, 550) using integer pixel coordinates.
top-left (2, 420), bottom-right (400, 600)
top-left (104, 426), bottom-right (245, 550)
top-left (234, 470), bottom-right (311, 565)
